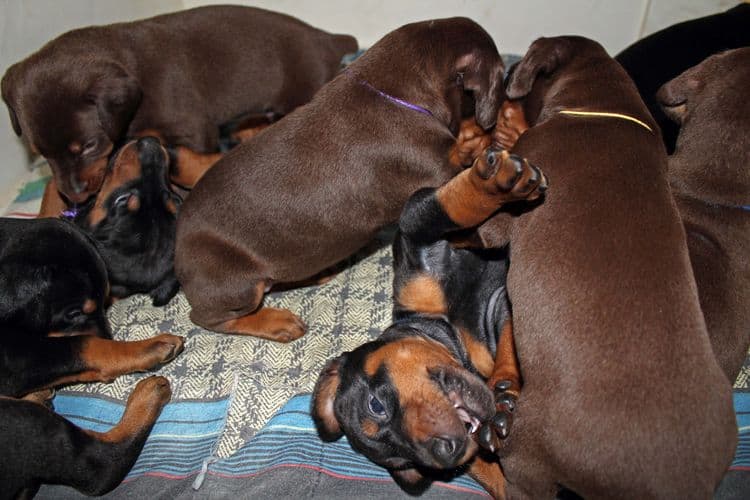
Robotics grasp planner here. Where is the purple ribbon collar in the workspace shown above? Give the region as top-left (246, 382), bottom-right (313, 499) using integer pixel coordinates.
top-left (348, 70), bottom-right (432, 117)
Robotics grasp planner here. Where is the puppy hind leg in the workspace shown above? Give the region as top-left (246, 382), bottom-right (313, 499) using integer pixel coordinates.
top-left (192, 280), bottom-right (306, 343)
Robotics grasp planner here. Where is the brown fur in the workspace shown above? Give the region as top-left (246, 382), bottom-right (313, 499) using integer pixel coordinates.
top-left (175, 17), bottom-right (506, 341)
top-left (481, 36), bottom-right (736, 498)
top-left (658, 47), bottom-right (750, 383)
top-left (1, 5), bottom-right (357, 203)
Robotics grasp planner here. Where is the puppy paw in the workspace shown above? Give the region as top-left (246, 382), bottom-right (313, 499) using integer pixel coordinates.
top-left (146, 334), bottom-right (186, 366)
top-left (493, 100), bottom-right (529, 150)
top-left (449, 118), bottom-right (493, 168)
top-left (476, 379), bottom-right (518, 454)
top-left (222, 307), bottom-right (307, 343)
top-left (472, 147), bottom-right (547, 203)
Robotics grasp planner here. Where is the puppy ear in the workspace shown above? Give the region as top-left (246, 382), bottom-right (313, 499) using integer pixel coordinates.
top-left (457, 52), bottom-right (505, 130)
top-left (1, 67), bottom-right (22, 136)
top-left (390, 468), bottom-right (431, 495)
top-left (88, 63), bottom-right (142, 141)
top-left (506, 37), bottom-right (572, 100)
top-left (311, 356), bottom-right (345, 441)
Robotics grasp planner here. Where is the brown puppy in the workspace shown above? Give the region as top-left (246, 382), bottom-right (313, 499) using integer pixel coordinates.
top-left (1, 5), bottom-right (357, 203)
top-left (175, 17), bottom-right (506, 342)
top-left (658, 47), bottom-right (750, 383)
top-left (477, 37), bottom-right (736, 498)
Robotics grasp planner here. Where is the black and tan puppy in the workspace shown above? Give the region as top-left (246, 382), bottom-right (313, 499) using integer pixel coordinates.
top-left (73, 137), bottom-right (182, 306)
top-left (658, 47), bottom-right (750, 383)
top-left (1, 5), bottom-right (357, 204)
top-left (312, 147), bottom-right (547, 496)
top-left (472, 36), bottom-right (736, 498)
top-left (176, 17), bottom-right (506, 342)
top-left (0, 217), bottom-right (184, 498)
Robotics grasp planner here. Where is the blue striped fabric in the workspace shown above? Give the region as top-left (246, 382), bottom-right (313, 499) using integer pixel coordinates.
top-left (733, 391), bottom-right (750, 470)
top-left (53, 392), bottom-right (487, 495)
top-left (51, 390), bottom-right (750, 491)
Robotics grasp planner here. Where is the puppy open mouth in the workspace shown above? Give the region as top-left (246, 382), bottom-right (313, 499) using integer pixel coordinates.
top-left (448, 390), bottom-right (483, 434)
top-left (432, 366), bottom-right (495, 435)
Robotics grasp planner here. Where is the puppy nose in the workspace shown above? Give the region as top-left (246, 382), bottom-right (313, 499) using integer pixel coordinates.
top-left (431, 436), bottom-right (464, 466)
top-left (137, 136), bottom-right (162, 150)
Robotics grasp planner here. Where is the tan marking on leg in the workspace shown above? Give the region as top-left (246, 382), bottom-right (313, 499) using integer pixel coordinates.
top-left (468, 454), bottom-right (507, 499)
top-left (396, 274), bottom-right (447, 315)
top-left (85, 376), bottom-right (171, 443)
top-left (488, 320), bottom-right (521, 397)
top-left (231, 123), bottom-right (270, 143)
top-left (218, 307), bottom-right (306, 343)
top-left (460, 329), bottom-right (494, 378)
top-left (53, 334), bottom-right (184, 386)
top-left (449, 117), bottom-right (493, 169)
top-left (493, 100), bottom-right (529, 150)
top-left (437, 149), bottom-right (546, 228)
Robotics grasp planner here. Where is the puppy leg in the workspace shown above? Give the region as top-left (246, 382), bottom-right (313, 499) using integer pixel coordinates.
top-left (0, 376), bottom-right (171, 497)
top-left (449, 117), bottom-right (494, 168)
top-left (0, 334), bottom-right (184, 397)
top-left (477, 320), bottom-right (521, 453)
top-left (493, 101), bottom-right (529, 150)
top-left (437, 147), bottom-right (547, 229)
top-left (199, 281), bottom-right (306, 343)
top-left (37, 178), bottom-right (68, 218)
top-left (468, 454), bottom-right (508, 499)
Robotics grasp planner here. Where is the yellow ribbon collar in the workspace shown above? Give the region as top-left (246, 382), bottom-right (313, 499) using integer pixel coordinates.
top-left (558, 109), bottom-right (653, 133)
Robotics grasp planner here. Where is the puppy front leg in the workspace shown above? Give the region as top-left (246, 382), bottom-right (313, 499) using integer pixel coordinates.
top-left (0, 376), bottom-right (171, 497)
top-left (477, 319), bottom-right (521, 454)
top-left (449, 117), bottom-right (494, 169)
top-left (0, 334), bottom-right (184, 397)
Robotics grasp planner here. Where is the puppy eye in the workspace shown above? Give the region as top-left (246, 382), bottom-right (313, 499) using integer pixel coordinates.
top-left (113, 193), bottom-right (131, 208)
top-left (368, 394), bottom-right (386, 417)
top-left (456, 72), bottom-right (465, 85)
top-left (81, 139), bottom-right (98, 155)
top-left (63, 307), bottom-right (84, 322)
top-left (487, 151), bottom-right (496, 166)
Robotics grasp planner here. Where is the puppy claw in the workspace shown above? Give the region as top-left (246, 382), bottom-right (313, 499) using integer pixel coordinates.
top-left (477, 423), bottom-right (497, 453)
top-left (492, 413), bottom-right (511, 439)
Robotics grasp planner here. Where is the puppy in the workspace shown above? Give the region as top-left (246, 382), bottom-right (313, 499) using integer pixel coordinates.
top-left (615, 3), bottom-right (750, 153)
top-left (312, 146), bottom-right (547, 496)
top-left (473, 36), bottom-right (736, 498)
top-left (657, 47), bottom-right (750, 383)
top-left (175, 17), bottom-right (506, 342)
top-left (0, 217), bottom-right (184, 498)
top-left (73, 137), bottom-right (182, 306)
top-left (1, 5), bottom-right (358, 203)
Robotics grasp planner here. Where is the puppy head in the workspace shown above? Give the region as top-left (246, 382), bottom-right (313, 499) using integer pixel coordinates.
top-left (2, 60), bottom-right (141, 203)
top-left (0, 218), bottom-right (110, 338)
top-left (657, 48), bottom-right (750, 130)
top-left (75, 137), bottom-right (181, 306)
top-left (312, 318), bottom-right (494, 492)
top-left (355, 17), bottom-right (505, 132)
top-left (446, 19), bottom-right (506, 130)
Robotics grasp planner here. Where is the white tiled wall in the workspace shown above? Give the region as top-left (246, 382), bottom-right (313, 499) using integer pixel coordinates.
top-left (0, 0), bottom-right (734, 209)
